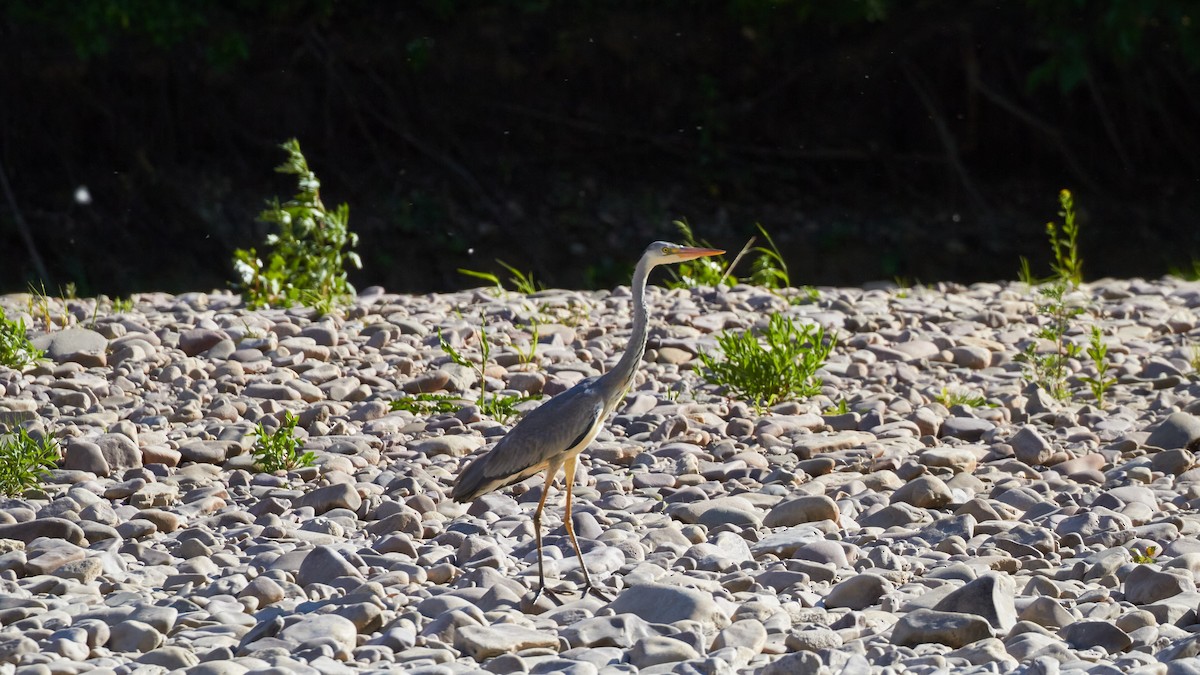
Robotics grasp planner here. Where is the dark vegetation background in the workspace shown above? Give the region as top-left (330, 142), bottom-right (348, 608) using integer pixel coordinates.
top-left (2, 0), bottom-right (1199, 296)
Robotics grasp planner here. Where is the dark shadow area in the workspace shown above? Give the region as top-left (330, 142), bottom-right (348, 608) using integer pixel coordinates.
top-left (1, 1), bottom-right (1198, 295)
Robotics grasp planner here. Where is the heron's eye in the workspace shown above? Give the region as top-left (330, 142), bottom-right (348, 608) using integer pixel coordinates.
top-left (661, 246), bottom-right (671, 254)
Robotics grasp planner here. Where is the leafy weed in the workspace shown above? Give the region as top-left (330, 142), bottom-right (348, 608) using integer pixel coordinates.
top-left (699, 313), bottom-right (834, 410)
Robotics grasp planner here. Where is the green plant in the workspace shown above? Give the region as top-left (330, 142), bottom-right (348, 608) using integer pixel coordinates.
top-left (666, 219), bottom-right (734, 289)
top-left (1131, 545), bottom-right (1158, 564)
top-left (390, 393), bottom-right (464, 415)
top-left (699, 313), bottom-right (834, 410)
top-left (1080, 325), bottom-right (1117, 407)
top-left (233, 139), bottom-right (362, 315)
top-left (0, 308), bottom-right (44, 368)
top-left (1020, 281), bottom-right (1085, 400)
top-left (1018, 189), bottom-right (1088, 401)
top-left (1190, 345), bottom-right (1200, 376)
top-left (935, 386), bottom-right (989, 408)
top-left (516, 319), bottom-right (540, 365)
top-left (823, 399), bottom-right (850, 415)
top-left (1046, 188), bottom-right (1082, 287)
top-left (748, 223), bottom-right (789, 289)
top-left (439, 321), bottom-right (540, 423)
top-left (1167, 260), bottom-right (1200, 281)
top-left (1017, 256), bottom-right (1038, 286)
top-left (251, 410), bottom-right (315, 473)
top-left (26, 282), bottom-right (60, 331)
top-left (0, 427), bottom-right (58, 496)
top-left (111, 297), bottom-right (134, 314)
top-left (459, 259), bottom-right (543, 296)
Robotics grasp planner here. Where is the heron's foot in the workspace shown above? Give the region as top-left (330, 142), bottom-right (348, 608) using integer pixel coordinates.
top-left (530, 582), bottom-right (566, 607)
top-left (583, 582), bottom-right (613, 602)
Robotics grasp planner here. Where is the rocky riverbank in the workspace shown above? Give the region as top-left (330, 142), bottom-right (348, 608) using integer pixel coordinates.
top-left (0, 276), bottom-right (1199, 674)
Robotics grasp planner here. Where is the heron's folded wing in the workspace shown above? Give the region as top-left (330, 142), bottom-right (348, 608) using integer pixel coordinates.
top-left (477, 382), bottom-right (606, 480)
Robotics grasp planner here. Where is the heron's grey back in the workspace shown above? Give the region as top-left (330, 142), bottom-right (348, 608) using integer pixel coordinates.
top-left (450, 379), bottom-right (606, 502)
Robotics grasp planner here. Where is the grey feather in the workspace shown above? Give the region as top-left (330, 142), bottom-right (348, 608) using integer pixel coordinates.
top-left (451, 380), bottom-right (605, 502)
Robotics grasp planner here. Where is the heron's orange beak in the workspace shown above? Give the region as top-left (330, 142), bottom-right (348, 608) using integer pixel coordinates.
top-left (673, 246), bottom-right (725, 260)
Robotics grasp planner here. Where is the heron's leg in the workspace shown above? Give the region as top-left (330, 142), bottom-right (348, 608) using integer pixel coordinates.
top-left (562, 455), bottom-right (611, 601)
top-left (530, 463), bottom-right (561, 605)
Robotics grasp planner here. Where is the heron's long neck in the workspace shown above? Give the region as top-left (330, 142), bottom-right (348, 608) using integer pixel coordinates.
top-left (600, 255), bottom-right (653, 405)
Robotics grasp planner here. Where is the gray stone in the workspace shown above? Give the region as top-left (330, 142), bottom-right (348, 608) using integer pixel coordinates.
top-left (784, 628), bottom-right (843, 652)
top-left (294, 483), bottom-right (362, 515)
top-left (1153, 448), bottom-right (1195, 475)
top-left (108, 619), bottom-right (164, 652)
top-left (1059, 619), bottom-right (1132, 653)
top-left (932, 572), bottom-right (1017, 630)
top-left (1004, 631), bottom-right (1074, 662)
top-left (1146, 412), bottom-right (1200, 450)
top-left (948, 637), bottom-right (1017, 669)
top-left (453, 624), bottom-right (558, 661)
top-left (295, 545), bottom-right (362, 587)
top-left (239, 576), bottom-right (286, 607)
top-left (0, 635), bottom-right (38, 664)
top-left (178, 440), bottom-right (235, 464)
top-left (560, 614), bottom-right (670, 649)
top-left (178, 328), bottom-right (229, 356)
top-left (762, 495), bottom-right (839, 527)
top-left (762, 651), bottom-right (822, 675)
top-left (0, 518), bottom-right (85, 545)
top-left (62, 440), bottom-right (110, 476)
top-left (52, 557), bottom-right (103, 583)
top-left (824, 573), bottom-right (892, 610)
top-left (939, 416), bottom-right (994, 441)
top-left (1009, 426), bottom-right (1053, 466)
top-left (278, 614), bottom-right (358, 654)
top-left (409, 435), bottom-right (485, 458)
top-left (32, 328), bottom-right (107, 366)
top-left (1125, 565), bottom-right (1190, 605)
top-left (791, 540), bottom-right (851, 567)
top-left (1018, 596), bottom-right (1075, 628)
top-left (919, 447), bottom-right (978, 473)
top-left (711, 619), bottom-right (767, 654)
top-left (605, 584), bottom-right (730, 631)
top-left (136, 645), bottom-right (201, 669)
top-left (627, 635), bottom-right (700, 669)
top-left (949, 345), bottom-right (992, 369)
top-left (891, 608), bottom-right (991, 648)
top-left (668, 497), bottom-right (762, 529)
top-left (891, 475), bottom-right (954, 509)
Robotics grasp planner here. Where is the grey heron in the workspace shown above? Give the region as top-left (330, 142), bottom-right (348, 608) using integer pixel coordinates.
top-left (450, 241), bottom-right (724, 601)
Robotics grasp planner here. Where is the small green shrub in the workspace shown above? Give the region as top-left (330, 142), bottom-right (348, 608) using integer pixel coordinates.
top-left (747, 223), bottom-right (789, 289)
top-left (935, 387), bottom-right (989, 408)
top-left (439, 321), bottom-right (540, 423)
top-left (0, 308), bottom-right (44, 368)
top-left (1081, 325), bottom-right (1117, 407)
top-left (1167, 260), bottom-right (1200, 281)
top-left (390, 393), bottom-right (464, 415)
top-left (233, 139), bottom-right (361, 314)
top-left (110, 297), bottom-right (134, 314)
top-left (0, 428), bottom-right (58, 496)
top-left (1020, 281), bottom-right (1085, 400)
top-left (252, 410), bottom-right (315, 473)
top-left (1019, 188), bottom-right (1088, 400)
top-left (699, 313), bottom-right (834, 410)
top-left (458, 259), bottom-right (542, 295)
top-left (1046, 188), bottom-right (1082, 287)
top-left (823, 399), bottom-right (849, 415)
top-left (1131, 545), bottom-right (1158, 564)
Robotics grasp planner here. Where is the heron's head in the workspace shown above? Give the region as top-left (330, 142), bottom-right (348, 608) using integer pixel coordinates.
top-left (645, 241), bottom-right (725, 266)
